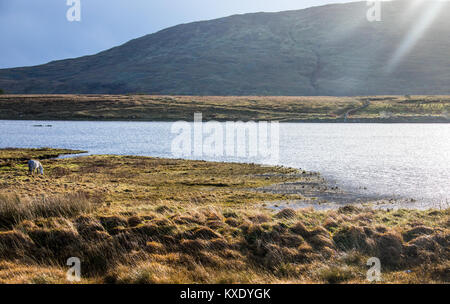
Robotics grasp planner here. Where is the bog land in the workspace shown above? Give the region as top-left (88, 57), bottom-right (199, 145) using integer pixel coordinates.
top-left (0, 95), bottom-right (449, 122)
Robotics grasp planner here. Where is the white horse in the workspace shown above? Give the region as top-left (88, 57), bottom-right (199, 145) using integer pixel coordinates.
top-left (28, 159), bottom-right (44, 175)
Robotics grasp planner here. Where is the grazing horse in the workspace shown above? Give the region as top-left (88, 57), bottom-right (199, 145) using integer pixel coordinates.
top-left (28, 159), bottom-right (44, 175)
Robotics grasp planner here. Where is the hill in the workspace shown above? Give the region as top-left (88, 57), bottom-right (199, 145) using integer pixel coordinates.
top-left (1, 1), bottom-right (450, 95)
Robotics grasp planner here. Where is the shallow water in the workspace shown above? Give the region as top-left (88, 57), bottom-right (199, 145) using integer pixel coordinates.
top-left (0, 120), bottom-right (448, 207)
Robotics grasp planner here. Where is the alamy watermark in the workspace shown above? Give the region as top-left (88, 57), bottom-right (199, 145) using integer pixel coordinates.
top-left (367, 1), bottom-right (382, 22)
top-left (366, 257), bottom-right (382, 282)
top-left (67, 0), bottom-right (81, 22)
top-left (66, 257), bottom-right (81, 282)
top-left (171, 113), bottom-right (280, 165)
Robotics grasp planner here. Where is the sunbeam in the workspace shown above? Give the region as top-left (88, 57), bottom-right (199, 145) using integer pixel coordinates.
top-left (386, 0), bottom-right (445, 73)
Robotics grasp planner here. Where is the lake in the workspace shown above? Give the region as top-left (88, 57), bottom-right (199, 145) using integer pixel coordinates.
top-left (0, 120), bottom-right (448, 208)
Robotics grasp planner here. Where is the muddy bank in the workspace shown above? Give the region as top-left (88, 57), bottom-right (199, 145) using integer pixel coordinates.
top-left (256, 173), bottom-right (446, 211)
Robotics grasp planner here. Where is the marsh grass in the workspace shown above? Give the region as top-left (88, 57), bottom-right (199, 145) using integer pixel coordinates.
top-left (0, 191), bottom-right (99, 228)
top-left (0, 149), bottom-right (448, 284)
top-left (319, 265), bottom-right (357, 283)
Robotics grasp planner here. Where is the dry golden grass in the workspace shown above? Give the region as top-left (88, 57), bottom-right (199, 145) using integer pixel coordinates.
top-left (0, 192), bottom-right (97, 228)
top-left (0, 149), bottom-right (448, 284)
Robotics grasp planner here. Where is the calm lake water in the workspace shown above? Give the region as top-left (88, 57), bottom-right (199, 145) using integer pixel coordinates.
top-left (0, 120), bottom-right (448, 207)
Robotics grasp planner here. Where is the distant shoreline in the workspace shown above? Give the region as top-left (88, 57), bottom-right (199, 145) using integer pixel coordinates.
top-left (1, 118), bottom-right (449, 123)
top-left (0, 94), bottom-right (449, 123)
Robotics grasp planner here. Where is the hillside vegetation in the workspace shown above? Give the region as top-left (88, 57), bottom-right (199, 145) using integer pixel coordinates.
top-left (0, 94), bottom-right (449, 122)
top-left (0, 149), bottom-right (448, 283)
top-left (1, 1), bottom-right (450, 95)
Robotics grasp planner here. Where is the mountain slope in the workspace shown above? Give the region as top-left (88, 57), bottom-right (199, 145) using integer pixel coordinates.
top-left (1, 1), bottom-right (450, 95)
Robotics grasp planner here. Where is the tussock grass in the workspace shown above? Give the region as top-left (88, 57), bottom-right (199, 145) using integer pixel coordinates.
top-left (0, 192), bottom-right (99, 228)
top-left (319, 265), bottom-right (356, 283)
top-left (0, 149), bottom-right (448, 284)
top-left (0, 203), bottom-right (447, 283)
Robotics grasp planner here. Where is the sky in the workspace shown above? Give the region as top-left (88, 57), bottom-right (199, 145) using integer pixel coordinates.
top-left (0, 0), bottom-right (357, 69)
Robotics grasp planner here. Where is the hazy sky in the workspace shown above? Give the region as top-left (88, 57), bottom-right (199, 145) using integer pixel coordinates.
top-left (0, 0), bottom-right (358, 68)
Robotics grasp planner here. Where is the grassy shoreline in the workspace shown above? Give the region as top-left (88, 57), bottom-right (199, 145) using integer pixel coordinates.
top-left (0, 148), bottom-right (86, 167)
top-left (0, 149), bottom-right (448, 284)
top-left (0, 95), bottom-right (449, 122)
